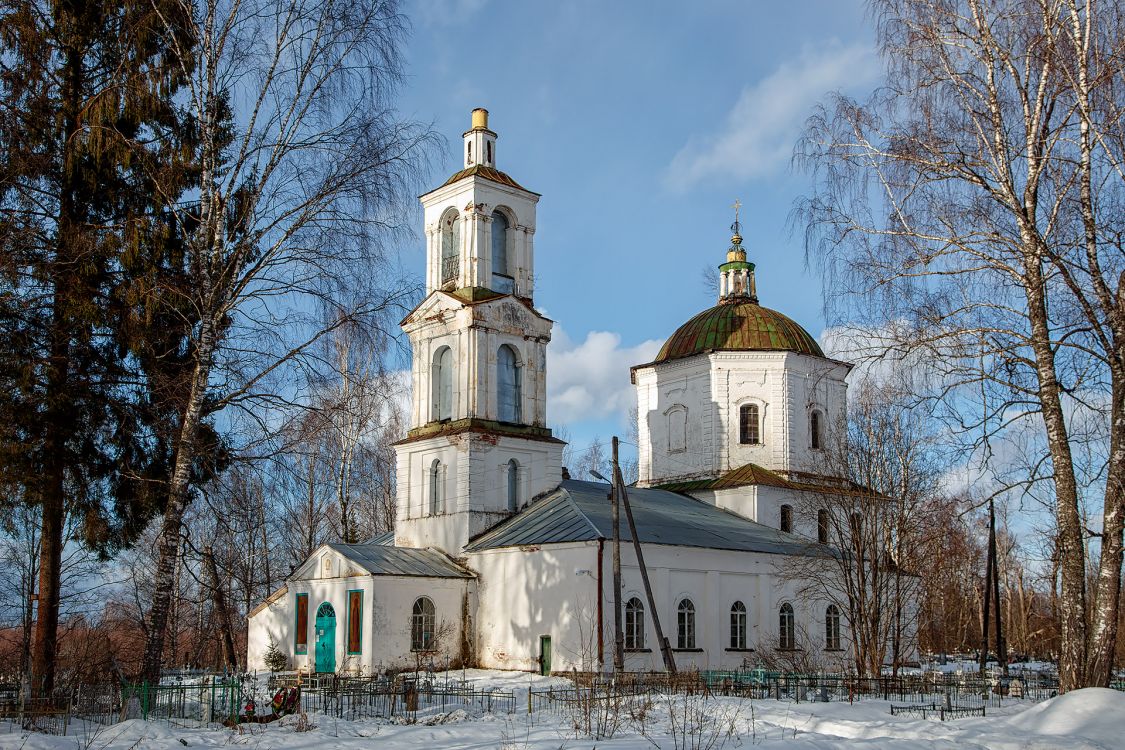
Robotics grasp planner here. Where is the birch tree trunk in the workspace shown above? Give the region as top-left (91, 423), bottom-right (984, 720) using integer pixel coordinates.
top-left (137, 0), bottom-right (431, 679)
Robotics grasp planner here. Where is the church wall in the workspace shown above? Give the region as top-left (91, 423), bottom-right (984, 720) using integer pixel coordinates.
top-left (636, 351), bottom-right (850, 487)
top-left (779, 357), bottom-right (849, 475)
top-left (395, 432), bottom-right (562, 554)
top-left (708, 352), bottom-right (792, 475)
top-left (468, 542), bottom-right (600, 672)
top-left (246, 572), bottom-right (377, 674)
top-left (247, 592), bottom-right (290, 672)
top-left (635, 357), bottom-right (714, 485)
top-left (469, 540), bottom-right (850, 675)
top-left (603, 544), bottom-right (848, 672)
top-left (368, 576), bottom-right (472, 671)
top-left (247, 573), bottom-right (472, 674)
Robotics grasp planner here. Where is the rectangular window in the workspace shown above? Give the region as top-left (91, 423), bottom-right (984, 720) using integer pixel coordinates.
top-left (346, 590), bottom-right (363, 654)
top-left (295, 593), bottom-right (308, 654)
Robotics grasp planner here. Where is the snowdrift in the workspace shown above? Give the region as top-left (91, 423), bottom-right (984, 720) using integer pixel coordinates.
top-left (1009, 687), bottom-right (1125, 746)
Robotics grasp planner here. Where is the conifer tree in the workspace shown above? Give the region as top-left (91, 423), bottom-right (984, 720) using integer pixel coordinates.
top-left (0, 0), bottom-right (194, 698)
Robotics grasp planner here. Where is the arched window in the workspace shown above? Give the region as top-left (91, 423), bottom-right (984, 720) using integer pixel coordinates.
top-left (506, 459), bottom-right (519, 512)
top-left (677, 599), bottom-right (696, 649)
top-left (667, 405), bottom-right (687, 453)
top-left (440, 211), bottom-right (460, 285)
top-left (411, 597), bottom-right (435, 651)
top-left (739, 403), bottom-right (760, 444)
top-left (491, 211), bottom-right (512, 293)
top-left (849, 512), bottom-right (862, 541)
top-left (779, 603), bottom-right (795, 650)
top-left (431, 346), bottom-right (453, 421)
top-left (497, 345), bottom-right (522, 423)
top-left (730, 601), bottom-right (747, 649)
top-left (429, 459), bottom-right (442, 516)
top-left (624, 597), bottom-right (645, 650)
top-left (818, 509), bottom-right (829, 544)
top-left (810, 410), bottom-right (822, 450)
top-left (825, 604), bottom-right (841, 650)
top-left (780, 504), bottom-right (793, 534)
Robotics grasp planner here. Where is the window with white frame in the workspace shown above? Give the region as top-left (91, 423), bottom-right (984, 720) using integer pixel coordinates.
top-left (730, 601), bottom-right (747, 649)
top-left (411, 597), bottom-right (435, 651)
top-left (677, 599), bottom-right (696, 649)
top-left (739, 403), bottom-right (760, 444)
top-left (625, 597), bottom-right (645, 650)
top-left (779, 602), bottom-right (795, 650)
top-left (825, 604), bottom-right (841, 650)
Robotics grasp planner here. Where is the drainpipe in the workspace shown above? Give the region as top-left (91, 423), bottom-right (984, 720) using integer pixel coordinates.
top-left (596, 539), bottom-right (604, 669)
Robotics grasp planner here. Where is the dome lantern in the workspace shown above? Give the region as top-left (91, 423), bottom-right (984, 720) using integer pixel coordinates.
top-left (718, 199), bottom-right (757, 303)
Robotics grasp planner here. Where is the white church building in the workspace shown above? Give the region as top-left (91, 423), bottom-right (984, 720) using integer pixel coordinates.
top-left (247, 109), bottom-right (904, 676)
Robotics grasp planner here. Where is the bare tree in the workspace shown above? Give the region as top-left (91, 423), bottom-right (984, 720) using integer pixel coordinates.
top-left (138, 0), bottom-right (433, 680)
top-left (796, 0), bottom-right (1125, 689)
top-left (781, 379), bottom-right (941, 676)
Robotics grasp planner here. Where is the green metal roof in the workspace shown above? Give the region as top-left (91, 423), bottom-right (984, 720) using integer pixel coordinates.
top-left (653, 299), bottom-right (824, 364)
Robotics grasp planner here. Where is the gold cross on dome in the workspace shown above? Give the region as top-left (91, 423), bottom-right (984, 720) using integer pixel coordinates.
top-left (732, 198), bottom-right (742, 221)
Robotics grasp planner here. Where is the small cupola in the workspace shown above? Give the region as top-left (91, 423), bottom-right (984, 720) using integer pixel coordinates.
top-left (718, 199), bottom-right (757, 303)
top-left (464, 108), bottom-right (497, 168)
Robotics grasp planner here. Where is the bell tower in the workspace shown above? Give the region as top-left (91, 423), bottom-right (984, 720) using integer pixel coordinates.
top-left (394, 109), bottom-right (564, 556)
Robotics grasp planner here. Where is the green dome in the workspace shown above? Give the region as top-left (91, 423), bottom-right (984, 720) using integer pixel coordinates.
top-left (655, 299), bottom-right (824, 364)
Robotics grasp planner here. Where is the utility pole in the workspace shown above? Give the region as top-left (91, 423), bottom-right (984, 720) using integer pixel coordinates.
top-left (613, 446), bottom-right (676, 673)
top-left (989, 498), bottom-right (1007, 676)
top-left (611, 437), bottom-right (625, 671)
top-left (979, 509), bottom-right (993, 675)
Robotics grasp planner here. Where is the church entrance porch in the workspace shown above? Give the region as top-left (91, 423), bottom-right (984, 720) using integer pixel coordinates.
top-left (315, 602), bottom-right (336, 673)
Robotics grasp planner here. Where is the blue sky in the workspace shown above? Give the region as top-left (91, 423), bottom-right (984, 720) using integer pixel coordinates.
top-left (395, 0), bottom-right (881, 454)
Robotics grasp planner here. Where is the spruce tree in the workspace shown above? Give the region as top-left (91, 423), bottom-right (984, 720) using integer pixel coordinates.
top-left (0, 0), bottom-right (194, 698)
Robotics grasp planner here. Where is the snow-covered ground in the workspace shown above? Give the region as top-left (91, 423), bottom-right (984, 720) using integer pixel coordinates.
top-left (3, 677), bottom-right (1122, 749)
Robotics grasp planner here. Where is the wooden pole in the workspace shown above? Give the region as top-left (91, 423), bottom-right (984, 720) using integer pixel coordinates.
top-left (614, 455), bottom-right (676, 673)
top-left (611, 437), bottom-right (625, 671)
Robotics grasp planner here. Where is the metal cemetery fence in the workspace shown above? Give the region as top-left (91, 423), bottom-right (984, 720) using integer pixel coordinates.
top-left (276, 674), bottom-right (517, 721)
top-left (526, 670), bottom-right (1063, 719)
top-left (0, 668), bottom-right (1071, 735)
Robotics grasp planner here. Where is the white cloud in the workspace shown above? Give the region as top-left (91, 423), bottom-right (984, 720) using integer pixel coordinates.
top-left (666, 40), bottom-right (879, 189)
top-left (547, 328), bottom-right (664, 427)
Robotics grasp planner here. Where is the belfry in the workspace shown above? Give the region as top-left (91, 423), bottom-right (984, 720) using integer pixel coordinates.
top-left (392, 109), bottom-right (564, 556)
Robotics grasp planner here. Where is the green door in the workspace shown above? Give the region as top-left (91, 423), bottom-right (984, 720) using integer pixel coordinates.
top-left (539, 635), bottom-right (552, 676)
top-left (314, 602), bottom-right (336, 673)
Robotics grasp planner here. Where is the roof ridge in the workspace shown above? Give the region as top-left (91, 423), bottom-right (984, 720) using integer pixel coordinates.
top-left (562, 484), bottom-right (605, 539)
